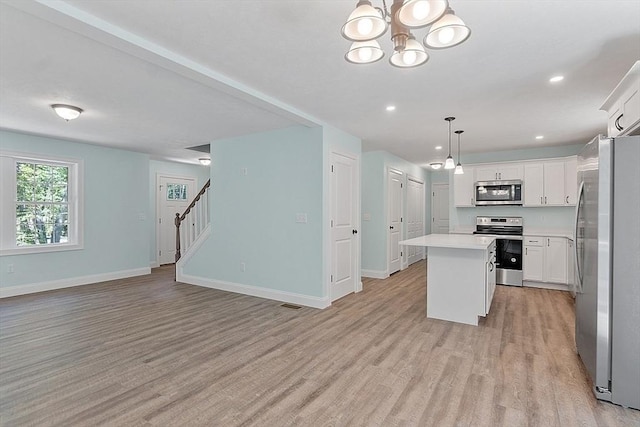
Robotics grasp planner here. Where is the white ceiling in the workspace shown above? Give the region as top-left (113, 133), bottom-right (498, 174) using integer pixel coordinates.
top-left (1, 0), bottom-right (639, 166)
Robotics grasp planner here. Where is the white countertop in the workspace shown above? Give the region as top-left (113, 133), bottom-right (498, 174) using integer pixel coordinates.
top-left (399, 234), bottom-right (495, 250)
top-left (524, 229), bottom-right (574, 239)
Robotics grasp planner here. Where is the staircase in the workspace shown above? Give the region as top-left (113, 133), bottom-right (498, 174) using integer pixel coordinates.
top-left (175, 179), bottom-right (210, 263)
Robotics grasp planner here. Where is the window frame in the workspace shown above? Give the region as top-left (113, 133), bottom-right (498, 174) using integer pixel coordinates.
top-left (0, 151), bottom-right (84, 255)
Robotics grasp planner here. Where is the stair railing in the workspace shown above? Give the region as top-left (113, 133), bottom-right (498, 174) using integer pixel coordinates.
top-left (175, 179), bottom-right (210, 262)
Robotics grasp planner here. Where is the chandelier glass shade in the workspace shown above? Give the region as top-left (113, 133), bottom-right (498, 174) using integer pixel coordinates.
top-left (341, 0), bottom-right (469, 68)
top-left (389, 36), bottom-right (428, 67)
top-left (424, 8), bottom-right (471, 49)
top-left (345, 40), bottom-right (385, 64)
top-left (396, 0), bottom-right (448, 28)
top-left (341, 1), bottom-right (387, 41)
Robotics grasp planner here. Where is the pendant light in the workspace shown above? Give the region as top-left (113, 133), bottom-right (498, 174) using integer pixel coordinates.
top-left (444, 117), bottom-right (455, 169)
top-left (397, 0), bottom-right (448, 29)
top-left (454, 130), bottom-right (464, 175)
top-left (389, 35), bottom-right (429, 68)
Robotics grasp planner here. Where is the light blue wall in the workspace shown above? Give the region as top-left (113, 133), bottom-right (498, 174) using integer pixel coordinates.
top-left (148, 159), bottom-right (209, 265)
top-left (361, 151), bottom-right (429, 273)
top-left (182, 126), bottom-right (327, 297)
top-left (448, 144), bottom-right (584, 231)
top-left (0, 130), bottom-right (150, 288)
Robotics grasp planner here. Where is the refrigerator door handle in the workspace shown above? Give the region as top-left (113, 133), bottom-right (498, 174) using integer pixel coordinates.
top-left (574, 181), bottom-right (585, 294)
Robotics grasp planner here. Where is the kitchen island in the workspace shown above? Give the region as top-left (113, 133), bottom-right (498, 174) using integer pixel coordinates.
top-left (400, 234), bottom-right (497, 326)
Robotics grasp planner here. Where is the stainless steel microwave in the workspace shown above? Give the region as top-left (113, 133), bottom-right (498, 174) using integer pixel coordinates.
top-left (475, 180), bottom-right (523, 205)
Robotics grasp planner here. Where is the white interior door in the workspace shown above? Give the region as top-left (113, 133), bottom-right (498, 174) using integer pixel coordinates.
top-left (432, 183), bottom-right (450, 234)
top-left (388, 169), bottom-right (403, 275)
top-left (157, 175), bottom-right (195, 265)
top-left (330, 152), bottom-right (358, 302)
top-left (407, 177), bottom-right (425, 265)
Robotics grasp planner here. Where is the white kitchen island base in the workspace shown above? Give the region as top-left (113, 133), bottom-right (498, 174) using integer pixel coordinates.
top-left (400, 234), bottom-right (497, 326)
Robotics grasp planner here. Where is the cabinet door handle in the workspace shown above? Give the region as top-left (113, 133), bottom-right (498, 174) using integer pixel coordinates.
top-left (540, 196), bottom-right (543, 204)
top-left (566, 195), bottom-right (569, 204)
top-left (615, 114), bottom-right (624, 131)
top-left (548, 238), bottom-right (550, 247)
top-left (526, 247), bottom-right (528, 255)
top-left (545, 196), bottom-right (547, 204)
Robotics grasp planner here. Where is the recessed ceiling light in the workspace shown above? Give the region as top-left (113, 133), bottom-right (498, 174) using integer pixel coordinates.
top-left (535, 135), bottom-right (544, 140)
top-left (549, 75), bottom-right (564, 83)
top-left (435, 146), bottom-right (443, 150)
top-left (386, 105), bottom-right (396, 111)
top-left (430, 162), bottom-right (443, 170)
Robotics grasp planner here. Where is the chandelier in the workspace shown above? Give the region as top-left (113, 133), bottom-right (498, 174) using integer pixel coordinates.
top-left (341, 0), bottom-right (470, 68)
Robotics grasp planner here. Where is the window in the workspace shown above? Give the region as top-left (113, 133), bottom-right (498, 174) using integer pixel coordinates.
top-left (166, 183), bottom-right (188, 200)
top-left (1, 152), bottom-right (83, 255)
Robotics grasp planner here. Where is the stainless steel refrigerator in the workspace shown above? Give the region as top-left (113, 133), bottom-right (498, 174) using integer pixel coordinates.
top-left (575, 135), bottom-right (640, 409)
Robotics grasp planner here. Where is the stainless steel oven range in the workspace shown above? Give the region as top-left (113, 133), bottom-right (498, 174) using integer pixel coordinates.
top-left (473, 216), bottom-right (523, 287)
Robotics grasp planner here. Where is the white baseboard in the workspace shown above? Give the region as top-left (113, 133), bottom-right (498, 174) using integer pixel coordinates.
top-left (149, 261), bottom-right (159, 268)
top-left (523, 281), bottom-right (570, 292)
top-left (177, 272), bottom-right (330, 309)
top-left (0, 267), bottom-right (151, 298)
top-left (361, 269), bottom-right (389, 279)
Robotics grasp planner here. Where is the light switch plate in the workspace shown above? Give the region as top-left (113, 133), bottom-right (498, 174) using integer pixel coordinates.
top-left (363, 213), bottom-right (371, 221)
top-left (296, 213), bottom-right (307, 223)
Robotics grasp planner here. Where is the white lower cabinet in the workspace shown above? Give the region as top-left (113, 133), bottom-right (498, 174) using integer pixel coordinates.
top-left (523, 236), bottom-right (568, 284)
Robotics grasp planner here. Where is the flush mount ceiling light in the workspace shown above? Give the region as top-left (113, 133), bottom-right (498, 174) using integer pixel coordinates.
top-left (51, 104), bottom-right (83, 121)
top-left (386, 105), bottom-right (397, 111)
top-left (454, 129), bottom-right (464, 175)
top-left (549, 75), bottom-right (564, 83)
top-left (199, 158), bottom-right (211, 166)
top-left (443, 116), bottom-right (455, 169)
top-left (430, 162), bottom-right (443, 170)
top-left (535, 135), bottom-right (544, 140)
top-left (435, 145), bottom-right (442, 150)
top-left (341, 0), bottom-right (469, 68)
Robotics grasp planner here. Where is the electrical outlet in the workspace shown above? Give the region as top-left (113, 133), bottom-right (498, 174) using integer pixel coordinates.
top-left (240, 262), bottom-right (245, 272)
top-left (242, 167), bottom-right (248, 176)
top-left (7, 264), bottom-right (14, 274)
top-left (295, 213), bottom-right (307, 223)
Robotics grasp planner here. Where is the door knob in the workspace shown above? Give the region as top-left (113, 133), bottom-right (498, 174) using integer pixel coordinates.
top-left (352, 229), bottom-right (358, 234)
top-left (390, 226), bottom-right (394, 230)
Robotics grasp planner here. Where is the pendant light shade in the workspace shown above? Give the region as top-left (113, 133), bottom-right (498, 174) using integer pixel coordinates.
top-left (51, 104), bottom-right (83, 121)
top-left (345, 40), bottom-right (385, 64)
top-left (397, 0), bottom-right (448, 29)
top-left (199, 158), bottom-right (211, 166)
top-left (341, 0), bottom-right (387, 42)
top-left (444, 117), bottom-right (455, 169)
top-left (423, 7), bottom-right (471, 49)
top-left (389, 36), bottom-right (429, 68)
top-left (454, 129), bottom-right (464, 174)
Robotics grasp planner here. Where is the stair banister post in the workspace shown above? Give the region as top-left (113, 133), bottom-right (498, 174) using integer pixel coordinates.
top-left (175, 212), bottom-right (182, 262)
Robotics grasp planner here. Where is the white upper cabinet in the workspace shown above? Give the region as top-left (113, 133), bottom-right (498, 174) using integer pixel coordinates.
top-left (564, 156), bottom-right (577, 206)
top-left (453, 166), bottom-right (475, 207)
top-left (524, 160), bottom-right (567, 206)
top-left (543, 161), bottom-right (566, 206)
top-left (601, 61), bottom-right (640, 137)
top-left (475, 163), bottom-right (523, 181)
top-left (524, 163), bottom-right (544, 206)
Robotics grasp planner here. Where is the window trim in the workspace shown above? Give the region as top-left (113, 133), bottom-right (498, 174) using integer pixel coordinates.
top-left (0, 151), bottom-right (84, 255)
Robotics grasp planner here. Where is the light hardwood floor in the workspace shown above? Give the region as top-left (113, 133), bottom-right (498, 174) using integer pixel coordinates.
top-left (1, 261), bottom-right (638, 426)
